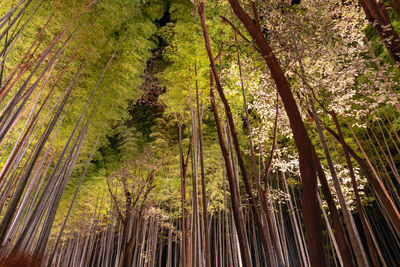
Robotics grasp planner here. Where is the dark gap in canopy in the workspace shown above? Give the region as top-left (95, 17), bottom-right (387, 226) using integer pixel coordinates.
top-left (155, 2), bottom-right (171, 27)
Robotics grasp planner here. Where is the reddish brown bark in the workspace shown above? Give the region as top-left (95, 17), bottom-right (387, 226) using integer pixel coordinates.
top-left (209, 85), bottom-right (252, 266)
top-left (226, 0), bottom-right (327, 265)
top-left (359, 0), bottom-right (400, 69)
top-left (198, 4), bottom-right (276, 265)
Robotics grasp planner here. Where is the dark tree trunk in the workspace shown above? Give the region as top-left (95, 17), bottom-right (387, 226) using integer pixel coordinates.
top-left (198, 4), bottom-right (277, 265)
top-left (178, 119), bottom-right (192, 267)
top-left (225, 0), bottom-right (327, 265)
top-left (359, 0), bottom-right (400, 69)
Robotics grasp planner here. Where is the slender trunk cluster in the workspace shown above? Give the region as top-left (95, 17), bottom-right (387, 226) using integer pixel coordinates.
top-left (0, 2), bottom-right (121, 263)
top-left (1, 1), bottom-right (400, 266)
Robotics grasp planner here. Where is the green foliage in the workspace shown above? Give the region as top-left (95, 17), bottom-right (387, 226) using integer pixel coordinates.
top-left (0, 0), bottom-right (170, 227)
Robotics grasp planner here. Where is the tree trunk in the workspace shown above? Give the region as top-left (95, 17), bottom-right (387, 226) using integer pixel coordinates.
top-left (209, 83), bottom-right (252, 266)
top-left (359, 0), bottom-right (400, 69)
top-left (198, 5), bottom-right (278, 265)
top-left (225, 0), bottom-right (327, 265)
top-left (324, 121), bottom-right (400, 235)
top-left (178, 119), bottom-right (192, 267)
top-left (195, 64), bottom-right (210, 267)
top-left (331, 112), bottom-right (381, 266)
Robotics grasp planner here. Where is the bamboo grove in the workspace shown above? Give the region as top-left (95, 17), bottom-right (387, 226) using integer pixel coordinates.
top-left (1, 0), bottom-right (400, 266)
